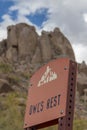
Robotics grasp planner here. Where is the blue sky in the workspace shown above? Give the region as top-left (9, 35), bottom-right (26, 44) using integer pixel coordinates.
top-left (0, 1), bottom-right (13, 22)
top-left (27, 8), bottom-right (49, 27)
top-left (0, 0), bottom-right (49, 27)
top-left (0, 0), bottom-right (87, 63)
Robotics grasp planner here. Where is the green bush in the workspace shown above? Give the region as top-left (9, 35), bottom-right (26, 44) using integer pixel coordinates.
top-left (8, 75), bottom-right (20, 85)
top-left (0, 92), bottom-right (26, 130)
top-left (73, 119), bottom-right (87, 130)
top-left (0, 63), bottom-right (13, 73)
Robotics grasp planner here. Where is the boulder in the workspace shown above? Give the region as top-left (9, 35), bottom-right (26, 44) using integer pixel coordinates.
top-left (18, 26), bottom-right (38, 60)
top-left (6, 23), bottom-right (38, 62)
top-left (48, 27), bottom-right (75, 60)
top-left (31, 46), bottom-right (42, 65)
top-left (39, 31), bottom-right (52, 62)
top-left (7, 25), bottom-right (18, 47)
top-left (6, 47), bottom-right (18, 61)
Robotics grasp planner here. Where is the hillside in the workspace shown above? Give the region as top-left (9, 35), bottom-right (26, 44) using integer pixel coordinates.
top-left (0, 23), bottom-right (87, 130)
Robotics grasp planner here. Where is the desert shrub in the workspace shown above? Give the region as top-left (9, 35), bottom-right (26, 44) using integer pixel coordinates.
top-left (0, 63), bottom-right (13, 73)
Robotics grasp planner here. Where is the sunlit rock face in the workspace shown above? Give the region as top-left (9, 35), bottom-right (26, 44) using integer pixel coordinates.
top-left (0, 23), bottom-right (75, 63)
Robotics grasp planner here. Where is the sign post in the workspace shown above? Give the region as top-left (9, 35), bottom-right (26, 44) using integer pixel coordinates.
top-left (24, 58), bottom-right (77, 130)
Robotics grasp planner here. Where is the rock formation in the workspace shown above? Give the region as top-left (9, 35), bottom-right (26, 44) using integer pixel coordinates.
top-left (0, 23), bottom-right (75, 71)
top-left (0, 23), bottom-right (87, 98)
top-left (77, 61), bottom-right (87, 96)
top-left (6, 23), bottom-right (38, 62)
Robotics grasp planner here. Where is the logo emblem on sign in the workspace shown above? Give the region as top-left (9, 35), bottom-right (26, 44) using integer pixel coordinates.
top-left (38, 66), bottom-right (58, 87)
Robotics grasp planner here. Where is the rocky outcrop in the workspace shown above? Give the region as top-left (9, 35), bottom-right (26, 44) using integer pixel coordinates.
top-left (0, 23), bottom-right (86, 97)
top-left (39, 31), bottom-right (52, 62)
top-left (0, 40), bottom-right (7, 56)
top-left (0, 23), bottom-right (87, 97)
top-left (77, 61), bottom-right (87, 96)
top-left (49, 28), bottom-right (75, 60)
top-left (0, 23), bottom-right (75, 65)
top-left (6, 23), bottom-right (38, 62)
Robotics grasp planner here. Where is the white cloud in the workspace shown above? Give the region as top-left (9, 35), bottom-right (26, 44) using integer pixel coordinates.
top-left (0, 29), bottom-right (7, 40)
top-left (2, 14), bottom-right (15, 25)
top-left (83, 13), bottom-right (87, 23)
top-left (72, 44), bottom-right (87, 64)
top-left (0, 14), bottom-right (15, 41)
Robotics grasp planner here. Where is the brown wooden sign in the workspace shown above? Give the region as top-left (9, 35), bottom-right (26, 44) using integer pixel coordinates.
top-left (24, 58), bottom-right (77, 130)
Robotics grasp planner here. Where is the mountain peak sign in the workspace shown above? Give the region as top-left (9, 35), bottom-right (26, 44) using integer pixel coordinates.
top-left (24, 58), bottom-right (77, 130)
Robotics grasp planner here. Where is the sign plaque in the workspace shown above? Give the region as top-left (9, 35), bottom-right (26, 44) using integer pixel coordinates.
top-left (24, 58), bottom-right (77, 130)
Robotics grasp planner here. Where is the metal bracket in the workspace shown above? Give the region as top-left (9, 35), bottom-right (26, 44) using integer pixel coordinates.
top-left (58, 61), bottom-right (77, 130)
